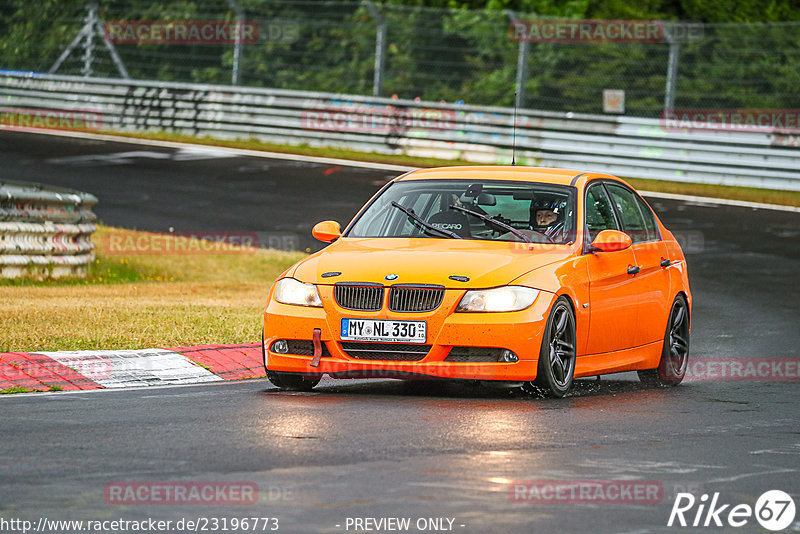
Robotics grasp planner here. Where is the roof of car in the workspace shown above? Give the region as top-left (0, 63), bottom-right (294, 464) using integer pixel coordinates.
top-left (395, 166), bottom-right (613, 186)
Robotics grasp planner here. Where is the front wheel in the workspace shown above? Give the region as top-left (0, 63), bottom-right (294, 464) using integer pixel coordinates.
top-left (524, 296), bottom-right (576, 398)
top-left (266, 370), bottom-right (321, 391)
top-left (262, 331), bottom-right (321, 391)
top-left (638, 294), bottom-right (690, 387)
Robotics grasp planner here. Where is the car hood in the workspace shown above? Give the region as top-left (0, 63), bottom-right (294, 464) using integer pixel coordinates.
top-left (291, 238), bottom-right (574, 288)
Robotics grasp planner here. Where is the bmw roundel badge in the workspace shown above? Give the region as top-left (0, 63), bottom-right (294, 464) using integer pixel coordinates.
top-left (385, 274), bottom-right (399, 281)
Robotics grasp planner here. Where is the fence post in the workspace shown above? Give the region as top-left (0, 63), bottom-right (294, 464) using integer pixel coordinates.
top-left (506, 11), bottom-right (529, 109)
top-left (49, 1), bottom-right (130, 78)
top-left (363, 1), bottom-right (387, 97)
top-left (663, 23), bottom-right (680, 113)
top-left (227, 0), bottom-right (245, 85)
top-left (82, 2), bottom-right (98, 77)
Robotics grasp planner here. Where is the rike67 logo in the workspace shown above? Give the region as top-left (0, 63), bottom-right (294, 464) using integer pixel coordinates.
top-left (668, 490), bottom-right (796, 531)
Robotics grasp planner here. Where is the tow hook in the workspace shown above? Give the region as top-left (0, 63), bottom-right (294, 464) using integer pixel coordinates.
top-left (310, 328), bottom-right (323, 367)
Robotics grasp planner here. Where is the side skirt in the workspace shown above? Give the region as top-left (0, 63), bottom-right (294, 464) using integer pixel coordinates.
top-left (574, 341), bottom-right (663, 378)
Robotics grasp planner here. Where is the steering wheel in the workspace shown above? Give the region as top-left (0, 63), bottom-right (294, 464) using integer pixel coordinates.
top-left (496, 228), bottom-right (556, 244)
top-left (529, 229), bottom-right (556, 244)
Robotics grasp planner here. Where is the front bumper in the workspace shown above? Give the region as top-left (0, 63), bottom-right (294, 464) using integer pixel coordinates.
top-left (263, 287), bottom-right (555, 381)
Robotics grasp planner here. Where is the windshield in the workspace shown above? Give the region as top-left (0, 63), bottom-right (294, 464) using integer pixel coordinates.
top-left (346, 179), bottom-right (576, 245)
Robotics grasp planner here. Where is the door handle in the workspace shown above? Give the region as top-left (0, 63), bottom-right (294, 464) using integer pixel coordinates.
top-left (627, 265), bottom-right (640, 275)
top-left (660, 258), bottom-right (671, 267)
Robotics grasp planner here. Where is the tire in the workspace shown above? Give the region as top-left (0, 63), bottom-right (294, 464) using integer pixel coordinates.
top-left (266, 370), bottom-right (321, 391)
top-left (638, 294), bottom-right (690, 387)
top-left (262, 331), bottom-right (321, 391)
top-left (524, 296), bottom-right (576, 398)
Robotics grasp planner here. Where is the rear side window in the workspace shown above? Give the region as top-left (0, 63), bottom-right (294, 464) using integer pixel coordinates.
top-left (585, 184), bottom-right (618, 241)
top-left (606, 184), bottom-right (654, 243)
top-left (635, 195), bottom-right (659, 241)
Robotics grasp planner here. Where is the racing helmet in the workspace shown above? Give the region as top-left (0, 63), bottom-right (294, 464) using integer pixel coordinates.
top-left (530, 197), bottom-right (566, 231)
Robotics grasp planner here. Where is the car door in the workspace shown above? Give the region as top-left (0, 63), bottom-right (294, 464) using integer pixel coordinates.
top-left (605, 183), bottom-right (671, 347)
top-left (583, 182), bottom-right (641, 355)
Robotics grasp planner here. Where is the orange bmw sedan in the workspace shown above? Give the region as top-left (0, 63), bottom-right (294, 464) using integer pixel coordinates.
top-left (262, 166), bottom-right (691, 397)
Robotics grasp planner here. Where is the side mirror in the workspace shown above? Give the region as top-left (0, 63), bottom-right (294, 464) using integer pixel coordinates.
top-left (590, 229), bottom-right (632, 252)
top-left (312, 220), bottom-right (342, 243)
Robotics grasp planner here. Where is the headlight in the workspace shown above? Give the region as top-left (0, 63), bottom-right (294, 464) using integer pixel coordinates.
top-left (273, 278), bottom-right (323, 307)
top-left (456, 286), bottom-right (539, 313)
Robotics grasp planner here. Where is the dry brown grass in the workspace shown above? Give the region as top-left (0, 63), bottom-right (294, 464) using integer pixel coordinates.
top-left (0, 226), bottom-right (306, 352)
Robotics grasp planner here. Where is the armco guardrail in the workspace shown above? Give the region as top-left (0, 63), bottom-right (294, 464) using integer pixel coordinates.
top-left (0, 179), bottom-right (97, 278)
top-left (1, 72), bottom-right (799, 191)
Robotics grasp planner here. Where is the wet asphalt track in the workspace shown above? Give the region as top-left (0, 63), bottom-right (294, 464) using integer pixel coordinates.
top-left (1, 131), bottom-right (798, 533)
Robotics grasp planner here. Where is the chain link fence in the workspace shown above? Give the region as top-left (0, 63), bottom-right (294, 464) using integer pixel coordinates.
top-left (1, 1), bottom-right (799, 118)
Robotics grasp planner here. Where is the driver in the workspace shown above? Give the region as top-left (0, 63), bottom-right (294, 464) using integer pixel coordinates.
top-left (533, 208), bottom-right (564, 240)
top-left (535, 208), bottom-right (558, 227)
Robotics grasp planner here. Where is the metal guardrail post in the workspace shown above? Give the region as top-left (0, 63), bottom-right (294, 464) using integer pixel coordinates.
top-left (363, 2), bottom-right (387, 97)
top-left (0, 181), bottom-right (98, 279)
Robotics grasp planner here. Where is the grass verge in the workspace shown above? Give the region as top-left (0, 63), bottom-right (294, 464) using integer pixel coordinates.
top-left (0, 385), bottom-right (62, 394)
top-left (107, 130), bottom-right (800, 207)
top-left (0, 226), bottom-right (305, 352)
top-left (0, 386), bottom-right (31, 394)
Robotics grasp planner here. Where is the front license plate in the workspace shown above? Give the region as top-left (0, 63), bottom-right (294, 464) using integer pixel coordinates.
top-left (341, 318), bottom-right (427, 343)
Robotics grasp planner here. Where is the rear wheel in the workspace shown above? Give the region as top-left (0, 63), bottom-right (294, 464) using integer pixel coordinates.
top-left (524, 296), bottom-right (576, 398)
top-left (639, 294), bottom-right (690, 386)
top-left (266, 370), bottom-right (321, 391)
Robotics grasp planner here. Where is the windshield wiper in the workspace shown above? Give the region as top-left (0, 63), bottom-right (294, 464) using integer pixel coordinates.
top-left (391, 201), bottom-right (462, 239)
top-left (449, 204), bottom-right (531, 243)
